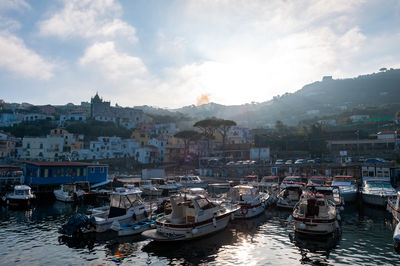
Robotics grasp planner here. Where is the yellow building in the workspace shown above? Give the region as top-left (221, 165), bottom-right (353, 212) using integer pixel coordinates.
top-left (131, 130), bottom-right (151, 147)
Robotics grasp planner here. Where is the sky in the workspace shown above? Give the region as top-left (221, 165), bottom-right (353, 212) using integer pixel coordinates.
top-left (0, 0), bottom-right (400, 109)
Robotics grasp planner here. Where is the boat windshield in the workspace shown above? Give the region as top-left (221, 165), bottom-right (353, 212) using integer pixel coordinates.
top-left (195, 198), bottom-right (216, 210)
top-left (262, 178), bottom-right (276, 183)
top-left (15, 190), bottom-right (28, 195)
top-left (110, 193), bottom-right (142, 208)
top-left (366, 182), bottom-right (392, 189)
top-left (284, 177), bottom-right (301, 182)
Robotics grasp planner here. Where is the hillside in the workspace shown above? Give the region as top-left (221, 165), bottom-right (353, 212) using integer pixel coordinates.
top-left (153, 69), bottom-right (400, 127)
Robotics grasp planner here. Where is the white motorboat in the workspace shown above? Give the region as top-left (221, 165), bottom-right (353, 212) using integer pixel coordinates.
top-left (280, 176), bottom-right (304, 189)
top-left (276, 182), bottom-right (304, 209)
top-left (331, 175), bottom-right (358, 203)
top-left (139, 179), bottom-right (163, 196)
top-left (306, 185), bottom-right (344, 209)
top-left (178, 175), bottom-right (207, 189)
top-left (258, 176), bottom-right (279, 200)
top-left (2, 185), bottom-right (35, 208)
top-left (290, 192), bottom-right (339, 236)
top-left (142, 194), bottom-right (238, 241)
top-left (228, 185), bottom-right (270, 219)
top-left (87, 187), bottom-right (156, 233)
top-left (307, 176), bottom-right (327, 186)
top-left (151, 178), bottom-right (179, 194)
top-left (53, 183), bottom-right (85, 203)
top-left (361, 179), bottom-right (396, 207)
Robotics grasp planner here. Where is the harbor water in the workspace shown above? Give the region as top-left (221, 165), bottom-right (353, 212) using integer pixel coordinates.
top-left (0, 202), bottom-right (400, 265)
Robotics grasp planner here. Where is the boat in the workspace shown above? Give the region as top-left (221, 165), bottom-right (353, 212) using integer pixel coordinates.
top-left (276, 182), bottom-right (305, 209)
top-left (2, 185), bottom-right (35, 208)
top-left (139, 179), bottom-right (163, 196)
top-left (331, 175), bottom-right (358, 203)
top-left (142, 194), bottom-right (238, 241)
top-left (228, 185), bottom-right (270, 219)
top-left (177, 175), bottom-right (208, 189)
top-left (387, 191), bottom-right (400, 222)
top-left (393, 222), bottom-right (400, 251)
top-left (85, 187), bottom-right (156, 233)
top-left (116, 213), bottom-right (164, 236)
top-left (290, 192), bottom-right (340, 236)
top-left (307, 176), bottom-right (327, 186)
top-left (306, 185), bottom-right (344, 210)
top-left (151, 178), bottom-right (179, 194)
top-left (361, 179), bottom-right (397, 207)
top-left (280, 176), bottom-right (303, 189)
top-left (53, 183), bottom-right (85, 203)
top-left (258, 176), bottom-right (279, 201)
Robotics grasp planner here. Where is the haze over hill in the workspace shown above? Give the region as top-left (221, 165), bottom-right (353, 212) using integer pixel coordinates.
top-left (142, 68), bottom-right (400, 127)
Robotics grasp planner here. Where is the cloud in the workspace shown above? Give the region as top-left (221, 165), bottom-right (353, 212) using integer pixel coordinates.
top-left (0, 31), bottom-right (54, 79)
top-left (0, 0), bottom-right (30, 12)
top-left (38, 0), bottom-right (137, 42)
top-left (79, 41), bottom-right (147, 81)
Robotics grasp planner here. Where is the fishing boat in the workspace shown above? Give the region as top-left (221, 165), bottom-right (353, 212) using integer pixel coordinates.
top-left (53, 183), bottom-right (85, 203)
top-left (2, 185), bottom-right (35, 208)
top-left (276, 182), bottom-right (305, 209)
top-left (85, 187), bottom-right (156, 233)
top-left (331, 175), bottom-right (359, 203)
top-left (361, 179), bottom-right (396, 207)
top-left (142, 194), bottom-right (238, 241)
top-left (290, 193), bottom-right (339, 236)
top-left (228, 185), bottom-right (270, 219)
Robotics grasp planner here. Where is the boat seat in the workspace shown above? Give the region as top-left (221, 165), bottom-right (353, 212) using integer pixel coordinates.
top-left (108, 207), bottom-right (127, 218)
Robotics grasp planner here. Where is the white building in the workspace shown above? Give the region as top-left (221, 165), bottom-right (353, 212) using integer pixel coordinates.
top-left (0, 113), bottom-right (22, 127)
top-left (135, 146), bottom-right (156, 164)
top-left (23, 113), bottom-right (55, 122)
top-left (59, 113), bottom-right (87, 123)
top-left (250, 147), bottom-right (270, 161)
top-left (22, 135), bottom-right (64, 161)
top-left (148, 138), bottom-right (167, 162)
top-left (228, 126), bottom-right (250, 144)
top-left (89, 136), bottom-right (140, 159)
top-left (350, 115), bottom-right (370, 122)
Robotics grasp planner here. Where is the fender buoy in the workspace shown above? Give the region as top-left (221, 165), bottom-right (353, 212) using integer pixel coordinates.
top-left (240, 206), bottom-right (249, 216)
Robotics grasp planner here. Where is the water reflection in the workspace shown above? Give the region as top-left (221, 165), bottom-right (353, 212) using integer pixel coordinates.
top-left (289, 232), bottom-right (340, 265)
top-left (2, 202), bottom-right (400, 265)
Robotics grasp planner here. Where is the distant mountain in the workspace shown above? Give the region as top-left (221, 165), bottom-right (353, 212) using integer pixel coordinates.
top-left (138, 69), bottom-right (400, 128)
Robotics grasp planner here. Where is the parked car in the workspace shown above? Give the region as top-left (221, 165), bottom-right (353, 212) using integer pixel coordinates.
top-left (307, 159), bottom-right (315, 164)
top-left (275, 159), bottom-right (284, 165)
top-left (285, 160), bottom-right (293, 165)
top-left (295, 159), bottom-right (305, 164)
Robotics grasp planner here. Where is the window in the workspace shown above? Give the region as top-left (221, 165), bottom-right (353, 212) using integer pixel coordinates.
top-left (91, 167), bottom-right (95, 173)
top-left (40, 143), bottom-right (43, 149)
top-left (100, 167), bottom-right (104, 173)
top-left (44, 168), bottom-right (48, 178)
top-left (83, 168), bottom-right (86, 176)
top-left (27, 143), bottom-right (30, 149)
top-left (77, 168), bottom-right (81, 176)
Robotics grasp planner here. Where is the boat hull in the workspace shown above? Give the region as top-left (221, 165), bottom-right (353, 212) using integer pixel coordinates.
top-left (234, 203), bottom-right (266, 219)
top-left (293, 217), bottom-right (337, 236)
top-left (4, 197), bottom-right (33, 208)
top-left (142, 213), bottom-right (232, 241)
top-left (362, 193), bottom-right (391, 207)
